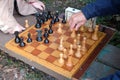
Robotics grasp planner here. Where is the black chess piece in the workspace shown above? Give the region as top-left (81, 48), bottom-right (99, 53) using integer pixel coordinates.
top-left (36, 30), bottom-right (43, 42)
top-left (35, 20), bottom-right (41, 28)
top-left (39, 19), bottom-right (44, 24)
top-left (51, 17), bottom-right (55, 24)
top-left (27, 33), bottom-right (32, 43)
top-left (44, 28), bottom-right (49, 38)
top-left (55, 11), bottom-right (59, 22)
top-left (62, 15), bottom-right (66, 24)
top-left (42, 11), bottom-right (48, 22)
top-left (44, 37), bottom-right (49, 44)
top-left (47, 11), bottom-right (52, 19)
top-left (48, 24), bottom-right (53, 34)
top-left (19, 37), bottom-right (26, 47)
top-left (14, 31), bottom-right (20, 43)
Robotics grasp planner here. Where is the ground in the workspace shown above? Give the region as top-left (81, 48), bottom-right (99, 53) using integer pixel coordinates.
top-left (0, 0), bottom-right (120, 80)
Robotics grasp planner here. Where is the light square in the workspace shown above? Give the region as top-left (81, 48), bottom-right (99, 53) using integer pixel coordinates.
top-left (53, 60), bottom-right (64, 67)
top-left (49, 43), bottom-right (59, 49)
top-left (24, 46), bottom-right (35, 53)
top-left (38, 52), bottom-right (49, 59)
top-left (51, 50), bottom-right (60, 58)
top-left (36, 44), bottom-right (47, 51)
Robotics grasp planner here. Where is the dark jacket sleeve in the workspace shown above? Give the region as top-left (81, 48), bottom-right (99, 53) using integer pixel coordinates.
top-left (81, 0), bottom-right (120, 20)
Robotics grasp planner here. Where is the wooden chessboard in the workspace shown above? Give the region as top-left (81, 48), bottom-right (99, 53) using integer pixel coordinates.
top-left (5, 20), bottom-right (106, 79)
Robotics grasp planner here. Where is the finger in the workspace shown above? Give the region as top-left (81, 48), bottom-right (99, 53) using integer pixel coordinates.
top-left (75, 22), bottom-right (83, 30)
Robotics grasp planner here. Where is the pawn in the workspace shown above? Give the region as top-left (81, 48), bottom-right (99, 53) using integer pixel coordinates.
top-left (66, 55), bottom-right (73, 67)
top-left (51, 17), bottom-right (55, 24)
top-left (92, 25), bottom-right (99, 40)
top-left (80, 26), bottom-right (85, 32)
top-left (44, 37), bottom-right (49, 44)
top-left (14, 31), bottom-right (20, 43)
top-left (25, 19), bottom-right (29, 28)
top-left (48, 24), bottom-right (53, 34)
top-left (68, 44), bottom-right (74, 56)
top-left (19, 37), bottom-right (26, 47)
top-left (73, 39), bottom-right (77, 49)
top-left (71, 29), bottom-right (76, 38)
top-left (58, 53), bottom-right (64, 64)
top-left (57, 23), bottom-right (62, 34)
top-left (35, 22), bottom-right (41, 28)
top-left (75, 45), bottom-right (82, 58)
top-left (27, 33), bottom-right (32, 43)
top-left (63, 48), bottom-right (67, 59)
top-left (44, 28), bottom-right (49, 38)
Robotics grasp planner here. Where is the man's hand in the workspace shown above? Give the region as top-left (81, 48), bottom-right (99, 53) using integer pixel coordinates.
top-left (31, 1), bottom-right (45, 10)
top-left (68, 12), bottom-right (87, 30)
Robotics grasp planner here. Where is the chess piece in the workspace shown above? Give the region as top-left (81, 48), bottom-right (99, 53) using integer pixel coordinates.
top-left (36, 30), bottom-right (42, 42)
top-left (47, 11), bottom-right (52, 19)
top-left (88, 21), bottom-right (93, 32)
top-left (44, 28), bottom-right (49, 38)
top-left (14, 31), bottom-right (20, 43)
top-left (27, 33), bottom-right (32, 43)
top-left (58, 53), bottom-right (64, 64)
top-left (92, 25), bottom-right (99, 40)
top-left (51, 17), bottom-right (55, 24)
top-left (71, 29), bottom-right (76, 38)
top-left (81, 37), bottom-right (87, 53)
top-left (57, 23), bottom-right (62, 34)
top-left (39, 19), bottom-right (44, 24)
top-left (75, 45), bottom-right (82, 58)
top-left (19, 37), bottom-right (26, 47)
top-left (80, 26), bottom-right (85, 32)
top-left (62, 15), bottom-right (66, 24)
top-left (48, 24), bottom-right (53, 34)
top-left (63, 48), bottom-right (67, 59)
top-left (44, 37), bottom-right (49, 44)
top-left (35, 20), bottom-right (41, 28)
top-left (25, 19), bottom-right (29, 28)
top-left (58, 37), bottom-right (64, 51)
top-left (76, 33), bottom-right (80, 45)
top-left (55, 11), bottom-right (59, 22)
top-left (69, 44), bottom-right (74, 55)
top-left (66, 55), bottom-right (73, 67)
top-left (73, 39), bottom-right (77, 49)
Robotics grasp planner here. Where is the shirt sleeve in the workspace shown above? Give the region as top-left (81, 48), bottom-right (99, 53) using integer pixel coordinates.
top-left (81, 0), bottom-right (120, 20)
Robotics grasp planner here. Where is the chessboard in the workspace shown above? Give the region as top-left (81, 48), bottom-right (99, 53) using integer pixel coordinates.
top-left (5, 12), bottom-right (106, 79)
